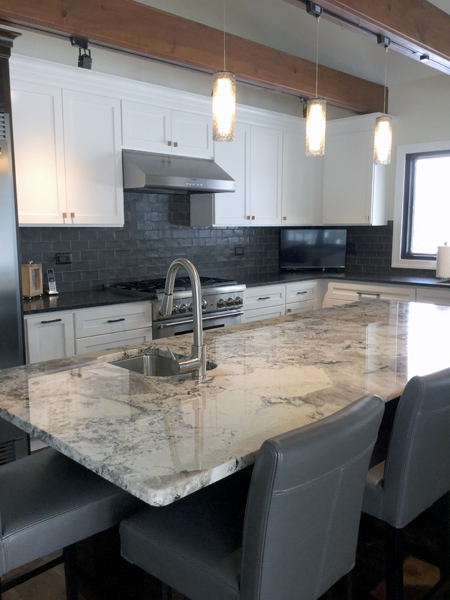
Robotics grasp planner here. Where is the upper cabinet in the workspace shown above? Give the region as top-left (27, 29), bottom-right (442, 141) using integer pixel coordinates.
top-left (11, 59), bottom-right (124, 227)
top-left (322, 114), bottom-right (388, 226)
top-left (190, 112), bottom-right (322, 227)
top-left (122, 100), bottom-right (213, 159)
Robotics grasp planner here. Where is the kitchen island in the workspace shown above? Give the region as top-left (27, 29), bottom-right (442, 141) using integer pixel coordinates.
top-left (0, 300), bottom-right (448, 506)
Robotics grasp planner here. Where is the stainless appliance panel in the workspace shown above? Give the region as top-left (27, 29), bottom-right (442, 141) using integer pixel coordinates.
top-left (153, 311), bottom-right (243, 339)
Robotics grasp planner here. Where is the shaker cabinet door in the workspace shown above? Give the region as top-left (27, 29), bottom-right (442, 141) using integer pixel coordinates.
top-left (11, 80), bottom-right (67, 225)
top-left (25, 312), bottom-right (75, 364)
top-left (63, 90), bottom-right (124, 226)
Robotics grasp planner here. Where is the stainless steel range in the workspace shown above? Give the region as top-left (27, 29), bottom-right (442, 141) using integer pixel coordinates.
top-left (111, 276), bottom-right (246, 339)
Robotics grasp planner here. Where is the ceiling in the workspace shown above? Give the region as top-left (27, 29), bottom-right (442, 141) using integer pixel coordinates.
top-left (134, 0), bottom-right (450, 86)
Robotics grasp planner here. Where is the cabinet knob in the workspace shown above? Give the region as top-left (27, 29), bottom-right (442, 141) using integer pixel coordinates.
top-left (62, 212), bottom-right (67, 219)
top-left (174, 142), bottom-right (178, 148)
top-left (167, 141), bottom-right (172, 147)
top-left (70, 212), bottom-right (75, 219)
top-left (251, 216), bottom-right (256, 220)
top-left (283, 216), bottom-right (287, 221)
top-left (247, 216), bottom-right (251, 220)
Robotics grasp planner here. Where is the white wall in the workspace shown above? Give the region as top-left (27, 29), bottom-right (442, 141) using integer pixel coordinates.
top-left (8, 26), bottom-right (353, 120)
top-left (387, 72), bottom-right (450, 218)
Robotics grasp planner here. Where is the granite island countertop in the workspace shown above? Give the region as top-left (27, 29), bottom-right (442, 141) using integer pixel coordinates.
top-left (1, 300), bottom-right (450, 506)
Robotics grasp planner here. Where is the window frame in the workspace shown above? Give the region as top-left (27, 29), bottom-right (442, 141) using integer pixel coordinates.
top-left (392, 140), bottom-right (450, 270)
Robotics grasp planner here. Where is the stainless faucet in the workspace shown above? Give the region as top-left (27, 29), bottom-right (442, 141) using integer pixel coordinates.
top-left (159, 258), bottom-right (207, 381)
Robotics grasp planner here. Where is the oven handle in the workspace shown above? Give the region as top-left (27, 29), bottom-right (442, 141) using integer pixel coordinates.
top-left (156, 310), bottom-right (244, 329)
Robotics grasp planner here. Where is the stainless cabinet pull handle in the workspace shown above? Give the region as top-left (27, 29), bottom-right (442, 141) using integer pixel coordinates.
top-left (167, 141), bottom-right (172, 146)
top-left (258, 296), bottom-right (270, 300)
top-left (107, 318), bottom-right (125, 323)
top-left (296, 291), bottom-right (307, 295)
top-left (40, 318), bottom-right (62, 324)
top-left (246, 216), bottom-right (251, 220)
top-left (251, 216), bottom-right (256, 220)
top-left (283, 216), bottom-right (287, 221)
top-left (174, 142), bottom-right (178, 147)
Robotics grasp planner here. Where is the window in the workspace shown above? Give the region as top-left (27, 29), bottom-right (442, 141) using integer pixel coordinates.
top-left (402, 150), bottom-right (450, 260)
top-left (392, 141), bottom-right (450, 270)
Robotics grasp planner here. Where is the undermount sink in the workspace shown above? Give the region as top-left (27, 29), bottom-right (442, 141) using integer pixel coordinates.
top-left (112, 350), bottom-right (217, 377)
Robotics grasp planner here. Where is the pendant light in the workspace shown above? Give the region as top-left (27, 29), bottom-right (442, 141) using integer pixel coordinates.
top-left (306, 3), bottom-right (326, 157)
top-left (212, 0), bottom-right (236, 142)
top-left (374, 37), bottom-right (392, 165)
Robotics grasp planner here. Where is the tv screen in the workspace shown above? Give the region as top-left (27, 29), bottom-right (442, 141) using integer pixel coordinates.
top-left (280, 229), bottom-right (347, 270)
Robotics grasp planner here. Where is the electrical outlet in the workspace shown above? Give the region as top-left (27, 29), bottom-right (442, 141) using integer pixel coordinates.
top-left (55, 253), bottom-right (72, 265)
top-left (235, 246), bottom-right (244, 256)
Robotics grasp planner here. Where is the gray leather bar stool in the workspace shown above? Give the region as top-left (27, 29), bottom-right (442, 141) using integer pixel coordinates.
top-left (362, 367), bottom-right (450, 600)
top-left (120, 394), bottom-right (384, 600)
top-left (0, 447), bottom-right (140, 599)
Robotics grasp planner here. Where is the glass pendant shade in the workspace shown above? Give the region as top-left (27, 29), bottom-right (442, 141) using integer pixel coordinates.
top-left (212, 71), bottom-right (236, 142)
top-left (374, 115), bottom-right (392, 165)
top-left (305, 98), bottom-right (326, 156)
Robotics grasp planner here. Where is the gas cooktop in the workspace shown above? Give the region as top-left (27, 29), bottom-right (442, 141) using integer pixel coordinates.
top-left (111, 276), bottom-right (238, 294)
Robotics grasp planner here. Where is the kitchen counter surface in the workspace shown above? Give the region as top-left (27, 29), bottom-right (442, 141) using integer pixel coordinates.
top-left (1, 300), bottom-right (449, 506)
top-left (22, 289), bottom-right (155, 315)
top-left (242, 271), bottom-right (450, 288)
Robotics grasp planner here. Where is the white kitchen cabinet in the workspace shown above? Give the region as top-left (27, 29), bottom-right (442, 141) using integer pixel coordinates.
top-left (248, 125), bottom-right (282, 225)
top-left (11, 80), bottom-right (67, 225)
top-left (281, 128), bottom-right (321, 225)
top-left (416, 287), bottom-right (450, 306)
top-left (24, 311), bottom-right (75, 364)
top-left (285, 281), bottom-right (319, 314)
top-left (62, 90), bottom-right (124, 226)
top-left (122, 100), bottom-right (213, 159)
top-left (323, 281), bottom-right (416, 308)
top-left (12, 79), bottom-right (124, 226)
top-left (242, 284), bottom-right (286, 323)
top-left (24, 302), bottom-right (152, 364)
top-left (322, 113), bottom-right (388, 226)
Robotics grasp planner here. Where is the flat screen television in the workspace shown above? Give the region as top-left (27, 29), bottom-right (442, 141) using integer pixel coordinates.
top-left (279, 228), bottom-right (347, 270)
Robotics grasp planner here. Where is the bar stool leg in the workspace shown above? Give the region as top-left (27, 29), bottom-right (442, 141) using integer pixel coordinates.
top-left (63, 544), bottom-right (78, 600)
top-left (385, 524), bottom-right (404, 600)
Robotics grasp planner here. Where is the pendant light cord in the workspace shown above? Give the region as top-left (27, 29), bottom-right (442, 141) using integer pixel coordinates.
top-left (315, 16), bottom-right (320, 98)
top-left (383, 46), bottom-right (388, 115)
top-left (223, 0), bottom-right (226, 71)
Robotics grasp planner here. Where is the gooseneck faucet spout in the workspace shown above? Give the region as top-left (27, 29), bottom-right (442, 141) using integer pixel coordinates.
top-left (159, 258), bottom-right (207, 380)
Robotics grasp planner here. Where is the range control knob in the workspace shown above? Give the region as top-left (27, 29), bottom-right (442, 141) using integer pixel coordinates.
top-left (202, 300), bottom-right (208, 310)
top-left (217, 298), bottom-right (226, 308)
top-left (179, 303), bottom-right (187, 313)
top-left (187, 303), bottom-right (193, 311)
top-left (172, 305), bottom-right (180, 315)
top-left (235, 296), bottom-right (242, 305)
top-left (226, 297), bottom-right (234, 306)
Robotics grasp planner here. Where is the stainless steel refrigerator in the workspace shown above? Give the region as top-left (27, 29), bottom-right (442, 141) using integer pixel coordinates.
top-left (0, 29), bottom-right (28, 461)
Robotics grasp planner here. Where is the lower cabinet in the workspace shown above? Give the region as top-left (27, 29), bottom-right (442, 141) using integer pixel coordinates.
top-left (323, 281), bottom-right (416, 308)
top-left (416, 287), bottom-right (450, 306)
top-left (25, 311), bottom-right (75, 364)
top-left (242, 281), bottom-right (320, 323)
top-left (24, 301), bottom-right (152, 364)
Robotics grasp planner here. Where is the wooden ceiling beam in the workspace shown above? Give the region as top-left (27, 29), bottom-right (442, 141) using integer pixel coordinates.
top-left (0, 0), bottom-right (385, 114)
top-left (284, 0), bottom-right (450, 75)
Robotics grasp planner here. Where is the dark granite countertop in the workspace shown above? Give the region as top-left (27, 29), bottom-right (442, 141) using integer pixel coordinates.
top-left (23, 272), bottom-right (450, 315)
top-left (22, 289), bottom-right (155, 315)
top-left (241, 271), bottom-right (450, 289)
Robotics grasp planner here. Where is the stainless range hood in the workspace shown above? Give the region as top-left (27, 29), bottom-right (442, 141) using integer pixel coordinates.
top-left (123, 150), bottom-right (235, 194)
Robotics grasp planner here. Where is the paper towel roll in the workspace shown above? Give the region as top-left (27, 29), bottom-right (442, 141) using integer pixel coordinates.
top-left (436, 245), bottom-right (450, 278)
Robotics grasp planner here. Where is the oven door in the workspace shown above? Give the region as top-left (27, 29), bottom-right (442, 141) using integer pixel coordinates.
top-left (152, 310), bottom-right (243, 339)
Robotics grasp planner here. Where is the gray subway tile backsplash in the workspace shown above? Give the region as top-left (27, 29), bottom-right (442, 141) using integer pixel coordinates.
top-left (18, 193), bottom-right (433, 293)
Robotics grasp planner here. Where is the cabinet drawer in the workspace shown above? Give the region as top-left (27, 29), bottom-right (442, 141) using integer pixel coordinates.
top-left (416, 287), bottom-right (450, 306)
top-left (285, 281), bottom-right (317, 305)
top-left (74, 302), bottom-right (152, 338)
top-left (323, 282), bottom-right (416, 308)
top-left (286, 300), bottom-right (316, 315)
top-left (242, 306), bottom-right (286, 323)
top-left (244, 285), bottom-right (286, 311)
top-left (75, 327), bottom-right (153, 354)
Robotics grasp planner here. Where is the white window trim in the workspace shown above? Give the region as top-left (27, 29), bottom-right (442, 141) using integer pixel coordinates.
top-left (392, 139), bottom-right (450, 270)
